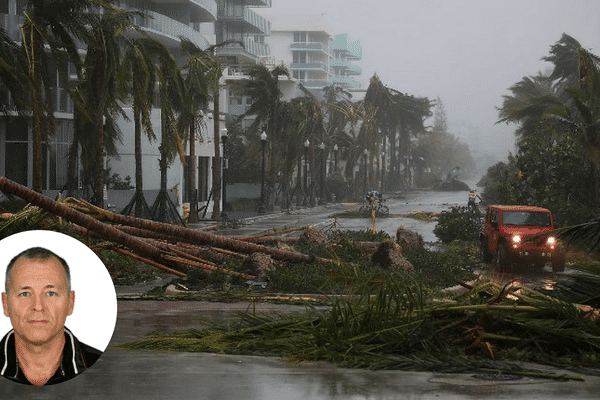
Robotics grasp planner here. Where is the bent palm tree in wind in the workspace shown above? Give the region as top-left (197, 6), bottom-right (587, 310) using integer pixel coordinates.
top-left (20, 0), bottom-right (115, 193)
top-left (119, 37), bottom-right (160, 219)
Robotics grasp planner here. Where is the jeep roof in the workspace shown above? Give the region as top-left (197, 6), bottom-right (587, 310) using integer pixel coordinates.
top-left (487, 205), bottom-right (551, 213)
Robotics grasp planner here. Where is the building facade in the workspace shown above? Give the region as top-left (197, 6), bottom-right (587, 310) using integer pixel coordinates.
top-left (0, 0), bottom-right (241, 214)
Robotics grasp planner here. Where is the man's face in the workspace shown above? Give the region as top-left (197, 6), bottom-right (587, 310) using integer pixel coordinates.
top-left (1, 256), bottom-right (74, 347)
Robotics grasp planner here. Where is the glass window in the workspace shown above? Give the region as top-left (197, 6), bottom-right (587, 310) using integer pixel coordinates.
top-left (502, 211), bottom-right (551, 227)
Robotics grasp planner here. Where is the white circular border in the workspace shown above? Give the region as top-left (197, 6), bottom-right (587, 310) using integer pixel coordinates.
top-left (0, 230), bottom-right (117, 351)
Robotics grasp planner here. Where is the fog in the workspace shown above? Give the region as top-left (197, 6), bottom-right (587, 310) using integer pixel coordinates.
top-left (258, 0), bottom-right (600, 172)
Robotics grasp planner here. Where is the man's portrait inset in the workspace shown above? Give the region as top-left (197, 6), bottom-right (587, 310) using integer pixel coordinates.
top-left (0, 231), bottom-right (117, 386)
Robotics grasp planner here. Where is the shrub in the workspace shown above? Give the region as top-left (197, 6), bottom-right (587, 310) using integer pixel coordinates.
top-left (433, 207), bottom-right (481, 243)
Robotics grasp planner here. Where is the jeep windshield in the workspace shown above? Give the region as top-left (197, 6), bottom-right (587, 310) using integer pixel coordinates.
top-left (501, 211), bottom-right (552, 227)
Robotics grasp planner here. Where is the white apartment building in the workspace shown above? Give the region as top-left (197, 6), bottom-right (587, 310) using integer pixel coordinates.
top-left (0, 0), bottom-right (274, 215)
top-left (260, 14), bottom-right (363, 100)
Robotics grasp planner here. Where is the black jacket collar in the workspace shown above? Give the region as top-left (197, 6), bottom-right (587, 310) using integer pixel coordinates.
top-left (0, 327), bottom-right (102, 385)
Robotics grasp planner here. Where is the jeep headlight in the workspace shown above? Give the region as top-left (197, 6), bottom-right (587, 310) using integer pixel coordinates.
top-left (512, 235), bottom-right (521, 248)
top-left (547, 236), bottom-right (556, 248)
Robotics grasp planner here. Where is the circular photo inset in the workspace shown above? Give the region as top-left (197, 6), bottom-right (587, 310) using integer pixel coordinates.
top-left (0, 230), bottom-right (117, 386)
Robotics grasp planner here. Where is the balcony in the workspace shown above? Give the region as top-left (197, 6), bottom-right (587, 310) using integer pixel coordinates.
top-left (290, 42), bottom-right (329, 54)
top-left (220, 7), bottom-right (270, 35)
top-left (244, 0), bottom-right (272, 7)
top-left (330, 59), bottom-right (350, 69)
top-left (297, 79), bottom-right (330, 89)
top-left (331, 34), bottom-right (362, 60)
top-left (331, 76), bottom-right (361, 89)
top-left (189, 0), bottom-right (217, 21)
top-left (290, 61), bottom-right (329, 73)
top-left (215, 36), bottom-right (270, 59)
top-left (132, 10), bottom-right (210, 49)
top-left (347, 64), bottom-right (362, 75)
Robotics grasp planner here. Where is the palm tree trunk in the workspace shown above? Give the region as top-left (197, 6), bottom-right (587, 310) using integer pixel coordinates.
top-left (134, 107), bottom-right (143, 216)
top-left (310, 138), bottom-right (316, 207)
top-left (211, 87), bottom-right (221, 219)
top-left (95, 119), bottom-right (104, 208)
top-left (296, 156), bottom-right (302, 207)
top-left (188, 115), bottom-right (198, 222)
top-left (0, 176), bottom-right (162, 258)
top-left (67, 132), bottom-right (79, 197)
top-left (31, 33), bottom-right (44, 193)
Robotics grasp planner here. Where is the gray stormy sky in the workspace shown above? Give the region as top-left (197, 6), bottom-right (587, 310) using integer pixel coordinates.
top-left (258, 0), bottom-right (600, 165)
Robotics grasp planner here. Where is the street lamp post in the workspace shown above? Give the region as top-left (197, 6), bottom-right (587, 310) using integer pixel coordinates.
top-left (303, 140), bottom-right (309, 207)
top-left (258, 131), bottom-right (267, 214)
top-left (319, 142), bottom-right (326, 205)
top-left (333, 144), bottom-right (338, 172)
top-left (220, 128), bottom-right (228, 220)
top-left (363, 149), bottom-right (369, 192)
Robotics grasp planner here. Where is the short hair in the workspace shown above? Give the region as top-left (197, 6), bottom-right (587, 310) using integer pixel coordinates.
top-left (4, 247), bottom-right (71, 294)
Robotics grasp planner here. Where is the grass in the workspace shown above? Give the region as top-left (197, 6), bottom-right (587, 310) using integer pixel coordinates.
top-left (114, 276), bottom-right (600, 379)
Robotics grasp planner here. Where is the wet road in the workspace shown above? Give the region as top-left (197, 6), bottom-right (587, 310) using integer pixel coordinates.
top-left (1, 188), bottom-right (590, 398)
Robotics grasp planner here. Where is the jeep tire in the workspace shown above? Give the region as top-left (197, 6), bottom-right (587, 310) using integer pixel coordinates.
top-left (479, 237), bottom-right (493, 263)
top-left (494, 242), bottom-right (510, 271)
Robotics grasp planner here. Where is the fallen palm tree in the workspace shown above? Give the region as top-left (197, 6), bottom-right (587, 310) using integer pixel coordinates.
top-left (114, 278), bottom-right (600, 380)
top-left (0, 176), bottom-right (334, 279)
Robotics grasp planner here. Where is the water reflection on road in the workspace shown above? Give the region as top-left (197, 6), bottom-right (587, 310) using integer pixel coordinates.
top-left (336, 189), bottom-right (467, 242)
top-left (338, 188), bottom-right (560, 291)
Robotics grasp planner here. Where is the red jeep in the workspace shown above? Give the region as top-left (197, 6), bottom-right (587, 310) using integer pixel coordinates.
top-left (480, 205), bottom-right (566, 272)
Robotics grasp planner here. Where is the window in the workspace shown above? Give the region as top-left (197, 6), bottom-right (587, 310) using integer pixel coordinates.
top-left (502, 211), bottom-right (551, 227)
top-left (4, 118), bottom-right (28, 186)
top-left (293, 51), bottom-right (307, 64)
top-left (293, 71), bottom-right (306, 80)
top-left (294, 32), bottom-right (307, 43)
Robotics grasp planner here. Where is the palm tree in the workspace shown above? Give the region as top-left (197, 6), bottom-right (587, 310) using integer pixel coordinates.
top-left (119, 37), bottom-right (160, 218)
top-left (150, 41), bottom-right (186, 224)
top-left (178, 38), bottom-right (220, 222)
top-left (20, 0), bottom-right (115, 193)
top-left (229, 64), bottom-right (290, 210)
top-left (296, 84), bottom-right (327, 206)
top-left (0, 28), bottom-right (29, 114)
top-left (498, 34), bottom-right (600, 204)
top-left (544, 35), bottom-right (600, 204)
top-left (73, 8), bottom-right (135, 207)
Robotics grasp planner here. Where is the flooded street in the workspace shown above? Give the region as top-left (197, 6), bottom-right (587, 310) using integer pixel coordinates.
top-left (335, 189), bottom-right (468, 242)
top-left (332, 188), bottom-right (562, 291)
top-left (0, 189), bottom-right (592, 400)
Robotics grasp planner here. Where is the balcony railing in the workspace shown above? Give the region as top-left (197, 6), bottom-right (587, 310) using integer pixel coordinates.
top-left (290, 42), bottom-right (329, 53)
top-left (297, 79), bottom-right (330, 89)
top-left (133, 10), bottom-right (210, 49)
top-left (189, 0), bottom-right (218, 21)
top-left (347, 64), bottom-right (362, 75)
top-left (290, 61), bottom-right (329, 73)
top-left (330, 59), bottom-right (350, 68)
top-left (244, 0), bottom-right (272, 7)
top-left (216, 36), bottom-right (270, 59)
top-left (220, 7), bottom-right (270, 35)
top-left (331, 76), bottom-right (361, 89)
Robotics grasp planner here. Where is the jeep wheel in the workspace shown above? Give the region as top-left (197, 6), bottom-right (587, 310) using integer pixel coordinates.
top-left (479, 239), bottom-right (492, 263)
top-left (494, 243), bottom-right (510, 271)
